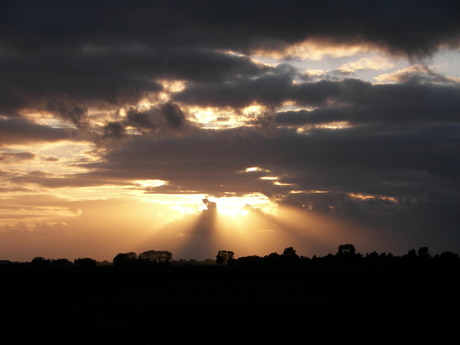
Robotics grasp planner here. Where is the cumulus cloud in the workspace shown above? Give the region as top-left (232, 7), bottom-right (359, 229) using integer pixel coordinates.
top-left (2, 0), bottom-right (460, 258)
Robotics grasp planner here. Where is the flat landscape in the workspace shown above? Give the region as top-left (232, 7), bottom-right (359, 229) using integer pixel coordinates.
top-left (1, 263), bottom-right (459, 344)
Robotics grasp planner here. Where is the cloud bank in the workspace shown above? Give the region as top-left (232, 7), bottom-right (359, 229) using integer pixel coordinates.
top-left (1, 1), bottom-right (460, 259)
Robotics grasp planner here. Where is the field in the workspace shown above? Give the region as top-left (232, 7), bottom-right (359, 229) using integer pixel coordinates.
top-left (1, 263), bottom-right (459, 344)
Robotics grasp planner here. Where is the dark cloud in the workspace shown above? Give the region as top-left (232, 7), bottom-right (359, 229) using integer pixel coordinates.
top-left (175, 66), bottom-right (296, 108)
top-left (1, 1), bottom-right (459, 57)
top-left (0, 117), bottom-right (76, 145)
top-left (45, 94), bottom-right (88, 128)
top-left (66, 120), bottom-right (458, 198)
top-left (0, 1), bottom-right (458, 124)
top-left (110, 102), bottom-right (189, 138)
top-left (102, 121), bottom-right (126, 141)
top-left (159, 102), bottom-right (187, 129)
top-left (276, 77), bottom-right (460, 126)
top-left (0, 45), bottom-right (266, 118)
top-left (126, 109), bottom-right (156, 131)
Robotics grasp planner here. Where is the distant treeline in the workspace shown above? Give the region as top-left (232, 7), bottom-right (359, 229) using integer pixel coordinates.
top-left (1, 244), bottom-right (459, 267)
top-left (228, 245), bottom-right (460, 266)
top-left (5, 257), bottom-right (100, 267)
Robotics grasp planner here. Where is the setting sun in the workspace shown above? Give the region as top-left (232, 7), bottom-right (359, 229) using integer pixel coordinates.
top-left (200, 193), bottom-right (276, 217)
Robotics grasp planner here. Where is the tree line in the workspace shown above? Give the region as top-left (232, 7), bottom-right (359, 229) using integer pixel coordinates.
top-left (223, 245), bottom-right (460, 266)
top-left (28, 257), bottom-right (98, 267)
top-left (2, 244), bottom-right (459, 267)
top-left (108, 245), bottom-right (459, 267)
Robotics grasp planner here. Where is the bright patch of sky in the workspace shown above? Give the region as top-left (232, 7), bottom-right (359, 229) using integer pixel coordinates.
top-left (253, 47), bottom-right (460, 83)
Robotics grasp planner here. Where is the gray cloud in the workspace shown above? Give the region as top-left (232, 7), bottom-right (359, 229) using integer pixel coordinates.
top-left (126, 109), bottom-right (156, 131)
top-left (102, 102), bottom-right (189, 141)
top-left (1, 1), bottom-right (459, 57)
top-left (0, 45), bottom-right (266, 119)
top-left (0, 117), bottom-right (76, 145)
top-left (276, 76), bottom-right (460, 126)
top-left (175, 66), bottom-right (296, 108)
top-left (1, 1), bottom-right (458, 119)
top-left (160, 102), bottom-right (187, 129)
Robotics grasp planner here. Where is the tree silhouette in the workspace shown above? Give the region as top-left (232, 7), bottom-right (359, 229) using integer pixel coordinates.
top-left (113, 252), bottom-right (137, 265)
top-left (283, 247), bottom-right (297, 257)
top-left (281, 247), bottom-right (300, 264)
top-left (31, 257), bottom-right (52, 266)
top-left (139, 250), bottom-right (173, 264)
top-left (404, 249), bottom-right (418, 263)
top-left (74, 258), bottom-right (97, 266)
top-left (417, 247), bottom-right (431, 263)
top-left (53, 258), bottom-right (72, 266)
top-left (337, 244), bottom-right (356, 256)
top-left (216, 250), bottom-right (235, 265)
top-left (438, 251), bottom-right (459, 264)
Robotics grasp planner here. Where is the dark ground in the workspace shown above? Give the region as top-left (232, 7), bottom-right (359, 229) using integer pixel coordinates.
top-left (1, 263), bottom-right (459, 344)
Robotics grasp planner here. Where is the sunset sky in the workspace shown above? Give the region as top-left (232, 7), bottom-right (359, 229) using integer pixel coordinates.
top-left (1, 0), bottom-right (460, 261)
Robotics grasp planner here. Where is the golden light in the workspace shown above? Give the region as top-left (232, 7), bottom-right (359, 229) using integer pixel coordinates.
top-left (337, 56), bottom-right (394, 74)
top-left (316, 121), bottom-right (352, 130)
top-left (252, 39), bottom-right (372, 61)
top-left (134, 179), bottom-right (168, 188)
top-left (157, 79), bottom-right (187, 94)
top-left (213, 198), bottom-right (250, 217)
top-left (296, 121), bottom-right (353, 134)
top-left (156, 79), bottom-right (187, 102)
top-left (241, 104), bottom-right (265, 116)
top-left (348, 192), bottom-right (398, 203)
top-left (244, 166), bottom-right (271, 173)
top-left (204, 193), bottom-right (276, 217)
top-left (185, 103), bottom-right (271, 130)
top-left (186, 105), bottom-right (249, 129)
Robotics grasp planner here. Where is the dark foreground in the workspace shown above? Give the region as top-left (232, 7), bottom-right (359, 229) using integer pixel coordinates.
top-left (1, 264), bottom-right (459, 344)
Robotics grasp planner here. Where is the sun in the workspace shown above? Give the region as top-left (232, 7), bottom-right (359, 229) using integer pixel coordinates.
top-left (214, 198), bottom-right (250, 217)
top-left (203, 193), bottom-right (276, 217)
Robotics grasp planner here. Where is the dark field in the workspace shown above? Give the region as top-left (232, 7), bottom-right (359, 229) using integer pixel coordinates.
top-left (1, 264), bottom-right (459, 344)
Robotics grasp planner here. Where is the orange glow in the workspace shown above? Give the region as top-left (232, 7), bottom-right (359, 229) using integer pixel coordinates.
top-left (253, 39), bottom-right (373, 61)
top-left (348, 193), bottom-right (398, 203)
top-left (295, 121), bottom-right (353, 134)
top-left (201, 194), bottom-right (276, 217)
top-left (0, 189), bottom-right (396, 261)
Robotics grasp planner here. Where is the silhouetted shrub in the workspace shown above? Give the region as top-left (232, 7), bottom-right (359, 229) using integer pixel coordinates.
top-left (216, 250), bottom-right (235, 265)
top-left (31, 257), bottom-right (52, 266)
top-left (74, 258), bottom-right (97, 266)
top-left (138, 250), bottom-right (173, 264)
top-left (52, 258), bottom-right (73, 266)
top-left (235, 255), bottom-right (263, 265)
top-left (113, 252), bottom-right (138, 266)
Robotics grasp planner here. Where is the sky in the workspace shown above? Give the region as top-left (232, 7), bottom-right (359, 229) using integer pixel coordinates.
top-left (1, 0), bottom-right (460, 261)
